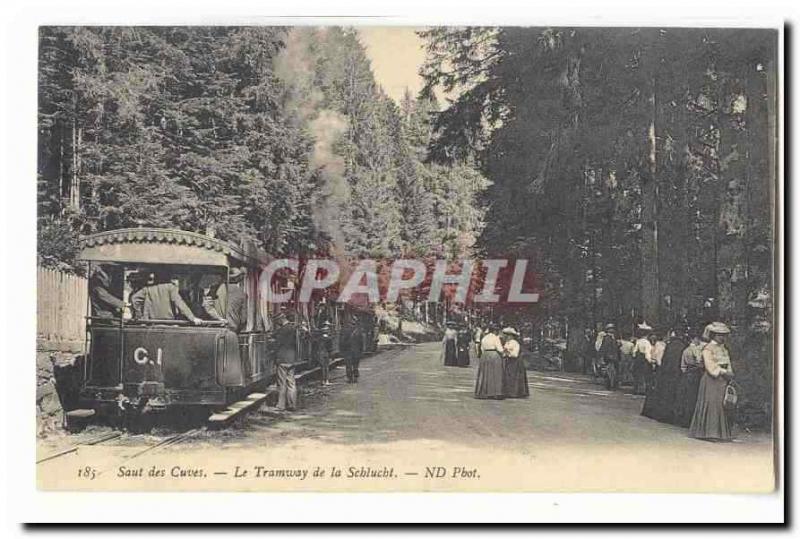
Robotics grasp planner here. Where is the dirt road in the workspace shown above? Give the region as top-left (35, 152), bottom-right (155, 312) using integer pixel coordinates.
top-left (37, 342), bottom-right (775, 492)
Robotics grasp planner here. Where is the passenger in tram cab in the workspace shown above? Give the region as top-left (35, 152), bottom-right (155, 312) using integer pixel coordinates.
top-left (225, 267), bottom-right (247, 333)
top-left (125, 271), bottom-right (149, 319)
top-left (89, 264), bottom-right (124, 319)
top-left (139, 269), bottom-right (203, 324)
top-left (201, 267), bottom-right (247, 332)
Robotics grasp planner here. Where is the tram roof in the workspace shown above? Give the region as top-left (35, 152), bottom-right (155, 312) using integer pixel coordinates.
top-left (78, 228), bottom-right (269, 267)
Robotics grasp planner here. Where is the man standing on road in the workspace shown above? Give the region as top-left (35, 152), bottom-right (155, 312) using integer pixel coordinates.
top-left (599, 323), bottom-right (621, 389)
top-left (274, 313), bottom-right (299, 411)
top-left (313, 320), bottom-right (333, 386)
top-left (342, 315), bottom-right (364, 383)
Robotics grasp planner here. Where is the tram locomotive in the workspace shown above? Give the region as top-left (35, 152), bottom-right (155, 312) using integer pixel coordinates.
top-left (75, 228), bottom-right (376, 422)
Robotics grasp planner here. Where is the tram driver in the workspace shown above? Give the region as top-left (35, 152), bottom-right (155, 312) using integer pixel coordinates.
top-left (89, 264), bottom-right (124, 319)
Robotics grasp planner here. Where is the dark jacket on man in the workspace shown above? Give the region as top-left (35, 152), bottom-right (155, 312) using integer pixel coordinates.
top-left (599, 333), bottom-right (620, 365)
top-left (225, 284), bottom-right (247, 333)
top-left (274, 323), bottom-right (300, 366)
top-left (89, 269), bottom-right (124, 318)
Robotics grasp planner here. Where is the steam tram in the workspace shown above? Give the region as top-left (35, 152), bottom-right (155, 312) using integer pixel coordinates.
top-left (76, 228), bottom-right (374, 422)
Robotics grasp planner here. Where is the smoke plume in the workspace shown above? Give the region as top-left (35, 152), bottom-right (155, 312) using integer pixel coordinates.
top-left (274, 27), bottom-right (350, 255)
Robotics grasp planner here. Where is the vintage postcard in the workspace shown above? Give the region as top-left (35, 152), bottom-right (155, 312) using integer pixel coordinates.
top-left (31, 23), bottom-right (780, 502)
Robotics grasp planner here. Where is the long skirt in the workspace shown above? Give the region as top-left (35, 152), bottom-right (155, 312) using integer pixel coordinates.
top-left (675, 368), bottom-right (703, 428)
top-left (642, 369), bottom-right (680, 423)
top-left (641, 373), bottom-right (670, 422)
top-left (456, 344), bottom-right (471, 367)
top-left (689, 372), bottom-right (732, 441)
top-left (619, 353), bottom-right (634, 385)
top-left (443, 340), bottom-right (458, 366)
top-left (503, 357), bottom-right (529, 398)
top-left (632, 356), bottom-right (649, 395)
top-left (475, 350), bottom-right (505, 399)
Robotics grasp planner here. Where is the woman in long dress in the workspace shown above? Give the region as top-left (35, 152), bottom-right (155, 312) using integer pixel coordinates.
top-left (456, 325), bottom-right (471, 367)
top-left (632, 322), bottom-right (655, 395)
top-left (641, 330), bottom-right (685, 423)
top-left (675, 330), bottom-right (705, 428)
top-left (501, 327), bottom-right (529, 398)
top-left (441, 322), bottom-right (458, 367)
top-left (475, 325), bottom-right (505, 399)
top-left (689, 322), bottom-right (735, 441)
top-left (619, 334), bottom-right (636, 387)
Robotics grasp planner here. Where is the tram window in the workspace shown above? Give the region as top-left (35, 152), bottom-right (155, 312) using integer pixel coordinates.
top-left (121, 265), bottom-right (228, 322)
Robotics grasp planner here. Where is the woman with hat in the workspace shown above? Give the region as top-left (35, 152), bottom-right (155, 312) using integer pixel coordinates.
top-left (501, 327), bottom-right (529, 398)
top-left (689, 322), bottom-right (735, 441)
top-left (441, 321), bottom-right (459, 367)
top-left (675, 327), bottom-right (705, 428)
top-left (475, 323), bottom-right (505, 399)
top-left (455, 323), bottom-right (472, 367)
top-left (641, 326), bottom-right (686, 423)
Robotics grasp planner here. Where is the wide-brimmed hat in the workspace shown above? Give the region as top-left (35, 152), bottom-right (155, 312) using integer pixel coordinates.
top-left (126, 271), bottom-right (147, 283)
top-left (637, 322), bottom-right (653, 331)
top-left (229, 267), bottom-right (245, 282)
top-left (703, 321), bottom-right (730, 340)
top-left (605, 323), bottom-right (616, 331)
top-left (501, 327), bottom-right (520, 337)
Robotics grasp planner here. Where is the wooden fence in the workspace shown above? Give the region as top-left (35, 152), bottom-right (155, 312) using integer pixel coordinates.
top-left (37, 267), bottom-right (87, 351)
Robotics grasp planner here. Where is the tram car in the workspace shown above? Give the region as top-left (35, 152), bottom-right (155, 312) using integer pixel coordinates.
top-left (74, 228), bottom-right (354, 421)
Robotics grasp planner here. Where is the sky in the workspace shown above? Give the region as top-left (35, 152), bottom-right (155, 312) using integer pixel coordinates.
top-left (356, 27), bottom-right (429, 104)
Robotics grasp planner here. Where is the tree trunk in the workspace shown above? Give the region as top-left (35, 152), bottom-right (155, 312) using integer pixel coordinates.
top-left (640, 73), bottom-right (660, 325)
top-left (58, 124), bottom-right (65, 215)
top-left (69, 117), bottom-right (80, 211)
top-left (716, 71), bottom-right (748, 329)
top-left (686, 56), bottom-right (722, 325)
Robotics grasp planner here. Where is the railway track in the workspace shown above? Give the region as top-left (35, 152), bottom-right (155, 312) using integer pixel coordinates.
top-left (36, 428), bottom-right (206, 482)
top-left (36, 432), bottom-right (123, 464)
top-left (121, 428), bottom-right (203, 462)
top-left (36, 344), bottom-right (408, 467)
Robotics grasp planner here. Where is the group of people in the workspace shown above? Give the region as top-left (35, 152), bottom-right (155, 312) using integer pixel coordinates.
top-left (592, 320), bottom-right (738, 442)
top-left (440, 322), bottom-right (472, 368)
top-left (440, 321), bottom-right (530, 400)
top-left (89, 264), bottom-right (247, 333)
top-left (272, 313), bottom-right (366, 413)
